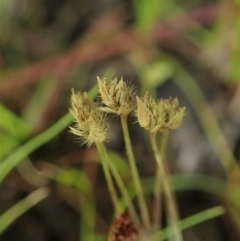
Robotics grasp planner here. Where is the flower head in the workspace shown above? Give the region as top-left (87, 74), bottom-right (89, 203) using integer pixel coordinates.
top-left (69, 89), bottom-right (107, 146)
top-left (97, 77), bottom-right (135, 116)
top-left (108, 210), bottom-right (138, 241)
top-left (136, 92), bottom-right (185, 133)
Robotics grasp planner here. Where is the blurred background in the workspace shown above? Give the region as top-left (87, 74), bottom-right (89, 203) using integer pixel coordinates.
top-left (0, 0), bottom-right (240, 240)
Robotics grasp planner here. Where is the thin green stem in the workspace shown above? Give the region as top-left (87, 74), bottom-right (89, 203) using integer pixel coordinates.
top-left (120, 115), bottom-right (151, 233)
top-left (150, 132), bottom-right (183, 241)
top-left (96, 142), bottom-right (120, 213)
top-left (160, 130), bottom-right (169, 157)
top-left (100, 143), bottom-right (143, 231)
top-left (152, 130), bottom-right (169, 233)
top-left (152, 132), bottom-right (161, 233)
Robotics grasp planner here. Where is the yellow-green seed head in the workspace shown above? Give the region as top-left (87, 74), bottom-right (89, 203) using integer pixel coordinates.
top-left (135, 92), bottom-right (185, 133)
top-left (69, 89), bottom-right (107, 146)
top-left (97, 76), bottom-right (135, 116)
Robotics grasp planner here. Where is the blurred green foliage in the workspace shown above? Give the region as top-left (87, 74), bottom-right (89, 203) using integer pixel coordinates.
top-left (0, 0), bottom-right (240, 240)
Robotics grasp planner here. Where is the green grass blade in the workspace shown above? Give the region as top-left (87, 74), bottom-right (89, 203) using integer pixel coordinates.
top-left (173, 64), bottom-right (238, 174)
top-left (0, 113), bottom-right (72, 183)
top-left (0, 84), bottom-right (99, 183)
top-left (0, 187), bottom-right (49, 234)
top-left (152, 206), bottom-right (225, 240)
top-left (56, 169), bottom-right (96, 241)
top-left (0, 103), bottom-right (31, 159)
top-left (0, 103), bottom-right (30, 137)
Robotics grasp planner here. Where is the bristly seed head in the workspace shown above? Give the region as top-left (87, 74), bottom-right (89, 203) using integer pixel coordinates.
top-left (135, 92), bottom-right (185, 133)
top-left (69, 88), bottom-right (107, 147)
top-left (97, 76), bottom-right (135, 116)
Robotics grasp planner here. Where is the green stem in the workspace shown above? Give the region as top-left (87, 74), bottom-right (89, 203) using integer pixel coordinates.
top-left (100, 143), bottom-right (143, 231)
top-left (96, 142), bottom-right (120, 213)
top-left (120, 115), bottom-right (151, 233)
top-left (150, 132), bottom-right (183, 241)
top-left (152, 130), bottom-right (169, 233)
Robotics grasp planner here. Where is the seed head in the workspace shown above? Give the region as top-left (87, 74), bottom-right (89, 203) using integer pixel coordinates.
top-left (108, 210), bottom-right (138, 241)
top-left (97, 77), bottom-right (135, 116)
top-left (136, 92), bottom-right (185, 133)
top-left (69, 89), bottom-right (107, 146)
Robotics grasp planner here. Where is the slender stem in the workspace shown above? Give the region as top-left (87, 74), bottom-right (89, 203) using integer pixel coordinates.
top-left (100, 143), bottom-right (144, 232)
top-left (153, 130), bottom-right (169, 232)
top-left (160, 130), bottom-right (169, 157)
top-left (103, 144), bottom-right (136, 218)
top-left (150, 132), bottom-right (184, 241)
top-left (152, 131), bottom-right (160, 233)
top-left (96, 142), bottom-right (120, 213)
top-left (98, 142), bottom-right (148, 238)
top-left (120, 115), bottom-right (151, 233)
